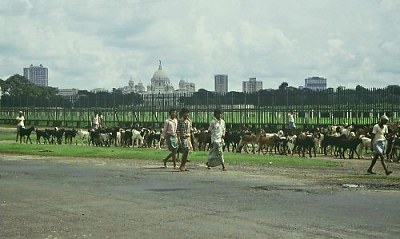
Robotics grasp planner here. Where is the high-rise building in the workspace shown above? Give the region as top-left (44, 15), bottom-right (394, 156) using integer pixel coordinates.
top-left (243, 77), bottom-right (262, 93)
top-left (23, 64), bottom-right (48, 87)
top-left (304, 77), bottom-right (327, 91)
top-left (214, 74), bottom-right (228, 93)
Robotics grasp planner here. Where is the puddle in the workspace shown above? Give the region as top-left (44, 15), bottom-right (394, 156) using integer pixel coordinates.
top-left (146, 188), bottom-right (188, 192)
top-left (342, 184), bottom-right (365, 188)
top-left (250, 185), bottom-right (315, 194)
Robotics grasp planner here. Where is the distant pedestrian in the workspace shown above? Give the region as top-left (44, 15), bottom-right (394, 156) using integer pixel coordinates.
top-left (16, 111), bottom-right (25, 142)
top-left (287, 111), bottom-right (296, 130)
top-left (177, 108), bottom-right (193, 171)
top-left (206, 109), bottom-right (226, 171)
top-left (98, 112), bottom-right (104, 129)
top-left (367, 115), bottom-right (392, 175)
top-left (161, 108), bottom-right (178, 168)
top-left (91, 111), bottom-right (100, 130)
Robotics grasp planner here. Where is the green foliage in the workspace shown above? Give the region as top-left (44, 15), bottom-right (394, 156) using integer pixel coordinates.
top-left (0, 74), bottom-right (58, 98)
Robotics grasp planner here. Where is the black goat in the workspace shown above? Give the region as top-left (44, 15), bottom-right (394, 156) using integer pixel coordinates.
top-left (292, 134), bottom-right (316, 158)
top-left (223, 130), bottom-right (241, 152)
top-left (64, 129), bottom-right (78, 144)
top-left (19, 126), bottom-right (35, 144)
top-left (36, 129), bottom-right (50, 144)
top-left (335, 138), bottom-right (362, 159)
top-left (47, 128), bottom-right (65, 144)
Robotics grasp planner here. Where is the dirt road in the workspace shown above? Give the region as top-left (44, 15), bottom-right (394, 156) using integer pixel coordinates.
top-left (1, 155), bottom-right (399, 239)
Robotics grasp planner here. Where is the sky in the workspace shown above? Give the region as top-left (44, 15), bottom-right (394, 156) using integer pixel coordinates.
top-left (0, 0), bottom-right (399, 92)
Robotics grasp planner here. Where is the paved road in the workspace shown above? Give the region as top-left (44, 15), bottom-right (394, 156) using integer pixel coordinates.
top-left (1, 155), bottom-right (399, 239)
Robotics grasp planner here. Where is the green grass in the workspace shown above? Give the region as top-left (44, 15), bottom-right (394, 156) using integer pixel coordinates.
top-left (0, 129), bottom-right (338, 167)
top-left (0, 131), bottom-right (17, 140)
top-left (0, 140), bottom-right (338, 168)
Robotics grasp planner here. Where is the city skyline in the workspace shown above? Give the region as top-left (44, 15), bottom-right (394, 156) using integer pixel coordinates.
top-left (0, 0), bottom-right (399, 91)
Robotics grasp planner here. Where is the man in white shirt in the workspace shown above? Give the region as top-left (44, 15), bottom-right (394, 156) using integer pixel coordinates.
top-left (288, 111), bottom-right (296, 131)
top-left (91, 111), bottom-right (100, 130)
top-left (206, 109), bottom-right (226, 171)
top-left (162, 108), bottom-right (178, 168)
top-left (367, 115), bottom-right (392, 175)
top-left (16, 111), bottom-right (25, 142)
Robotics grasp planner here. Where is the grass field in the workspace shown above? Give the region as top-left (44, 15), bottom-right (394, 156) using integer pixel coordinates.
top-left (3, 130), bottom-right (400, 183)
top-left (0, 131), bottom-right (338, 168)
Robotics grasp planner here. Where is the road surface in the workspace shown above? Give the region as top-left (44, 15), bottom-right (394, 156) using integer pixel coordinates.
top-left (1, 155), bottom-right (399, 239)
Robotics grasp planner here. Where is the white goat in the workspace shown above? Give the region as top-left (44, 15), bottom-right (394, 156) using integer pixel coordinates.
top-left (357, 135), bottom-right (372, 159)
top-left (76, 129), bottom-right (90, 145)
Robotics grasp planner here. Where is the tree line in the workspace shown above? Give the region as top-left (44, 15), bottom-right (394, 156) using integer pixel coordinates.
top-left (1, 74), bottom-right (399, 108)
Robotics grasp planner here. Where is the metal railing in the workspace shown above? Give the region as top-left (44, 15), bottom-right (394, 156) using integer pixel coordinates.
top-left (1, 88), bottom-right (399, 130)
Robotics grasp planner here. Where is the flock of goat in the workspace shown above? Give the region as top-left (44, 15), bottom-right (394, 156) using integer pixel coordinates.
top-left (16, 123), bottom-right (400, 161)
top-left (227, 124), bottom-right (399, 161)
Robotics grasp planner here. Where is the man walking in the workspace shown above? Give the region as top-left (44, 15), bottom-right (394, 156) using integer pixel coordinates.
top-left (367, 115), bottom-right (392, 175)
top-left (206, 109), bottom-right (226, 171)
top-left (16, 111), bottom-right (25, 142)
top-left (177, 108), bottom-right (192, 172)
top-left (161, 108), bottom-right (178, 168)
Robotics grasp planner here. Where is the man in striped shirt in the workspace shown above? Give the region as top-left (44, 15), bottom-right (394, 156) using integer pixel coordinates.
top-left (177, 107), bottom-right (193, 171)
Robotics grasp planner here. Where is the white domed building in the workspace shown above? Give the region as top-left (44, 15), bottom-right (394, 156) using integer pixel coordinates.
top-left (147, 61), bottom-right (175, 94)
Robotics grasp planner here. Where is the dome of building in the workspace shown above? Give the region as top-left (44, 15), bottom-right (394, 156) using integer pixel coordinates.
top-left (151, 60), bottom-right (169, 82)
top-left (148, 60), bottom-right (174, 93)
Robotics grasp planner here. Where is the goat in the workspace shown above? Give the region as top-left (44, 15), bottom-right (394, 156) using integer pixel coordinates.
top-left (321, 134), bottom-right (346, 156)
top-left (64, 129), bottom-right (77, 144)
top-left (132, 128), bottom-right (146, 147)
top-left (121, 129), bottom-right (133, 147)
top-left (89, 129), bottom-right (102, 146)
top-left (236, 130), bottom-right (263, 153)
top-left (292, 133), bottom-right (316, 158)
top-left (257, 134), bottom-right (280, 154)
top-left (44, 127), bottom-right (64, 144)
top-left (387, 134), bottom-right (400, 162)
top-left (53, 128), bottom-right (65, 144)
top-left (76, 129), bottom-right (90, 145)
top-left (196, 129), bottom-right (211, 151)
top-left (146, 130), bottom-right (162, 149)
top-left (19, 126), bottom-right (35, 144)
top-left (223, 130), bottom-right (241, 152)
top-left (108, 127), bottom-right (121, 146)
top-left (35, 129), bottom-right (50, 144)
top-left (335, 138), bottom-right (362, 159)
top-left (357, 135), bottom-right (371, 159)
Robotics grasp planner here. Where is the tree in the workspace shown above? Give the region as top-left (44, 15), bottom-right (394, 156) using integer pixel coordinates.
top-left (0, 74), bottom-right (58, 97)
top-left (278, 82), bottom-right (288, 90)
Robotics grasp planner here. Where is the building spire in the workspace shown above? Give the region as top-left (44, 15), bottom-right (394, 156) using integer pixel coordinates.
top-left (158, 60), bottom-right (162, 70)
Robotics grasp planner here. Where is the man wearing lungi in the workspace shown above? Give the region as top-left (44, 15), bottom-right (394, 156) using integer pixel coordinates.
top-left (207, 109), bottom-right (226, 171)
top-left (162, 108), bottom-right (178, 168)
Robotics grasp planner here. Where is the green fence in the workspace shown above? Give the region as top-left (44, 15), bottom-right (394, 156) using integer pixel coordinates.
top-left (1, 88), bottom-right (399, 130)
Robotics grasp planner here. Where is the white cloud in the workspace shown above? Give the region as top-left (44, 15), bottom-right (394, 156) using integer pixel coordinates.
top-left (0, 0), bottom-right (399, 91)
